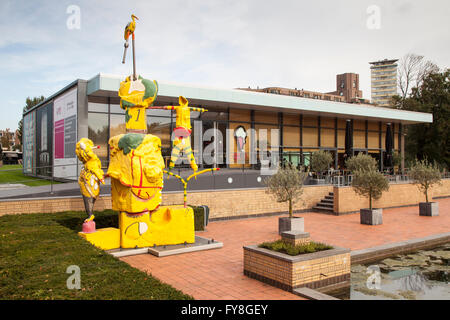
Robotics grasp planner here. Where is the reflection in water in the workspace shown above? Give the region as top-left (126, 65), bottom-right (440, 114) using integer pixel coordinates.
top-left (327, 244), bottom-right (450, 300)
top-left (397, 272), bottom-right (429, 292)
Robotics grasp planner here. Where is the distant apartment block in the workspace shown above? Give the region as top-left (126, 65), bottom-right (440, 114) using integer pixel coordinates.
top-left (239, 86), bottom-right (346, 102)
top-left (240, 72), bottom-right (370, 105)
top-left (370, 59), bottom-right (398, 107)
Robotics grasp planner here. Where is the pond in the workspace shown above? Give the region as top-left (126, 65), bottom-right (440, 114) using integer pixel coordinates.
top-left (327, 243), bottom-right (450, 300)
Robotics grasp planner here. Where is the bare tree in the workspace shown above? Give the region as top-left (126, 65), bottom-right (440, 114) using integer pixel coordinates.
top-left (398, 54), bottom-right (439, 102)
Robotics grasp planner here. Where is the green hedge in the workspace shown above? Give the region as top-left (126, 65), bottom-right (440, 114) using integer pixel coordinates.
top-left (189, 206), bottom-right (205, 231)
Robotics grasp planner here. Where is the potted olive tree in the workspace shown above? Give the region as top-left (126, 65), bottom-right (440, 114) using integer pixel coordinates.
top-left (409, 159), bottom-right (442, 216)
top-left (310, 150), bottom-right (333, 184)
top-left (351, 167), bottom-right (389, 225)
top-left (265, 164), bottom-right (308, 234)
top-left (346, 153), bottom-right (378, 173)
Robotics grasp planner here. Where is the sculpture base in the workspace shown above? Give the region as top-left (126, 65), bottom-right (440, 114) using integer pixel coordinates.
top-left (78, 227), bottom-right (120, 250)
top-left (78, 205), bottom-right (195, 250)
top-left (119, 205), bottom-right (195, 248)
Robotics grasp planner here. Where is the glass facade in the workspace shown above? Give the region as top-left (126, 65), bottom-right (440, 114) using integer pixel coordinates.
top-left (86, 96), bottom-right (401, 170)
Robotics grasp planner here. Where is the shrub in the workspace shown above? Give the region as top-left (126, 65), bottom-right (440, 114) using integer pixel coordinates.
top-left (352, 169), bottom-right (389, 210)
top-left (346, 153), bottom-right (378, 172)
top-left (408, 159), bottom-right (442, 203)
top-left (259, 240), bottom-right (333, 256)
top-left (189, 205), bottom-right (206, 231)
top-left (310, 150), bottom-right (333, 174)
top-left (264, 165), bottom-right (307, 218)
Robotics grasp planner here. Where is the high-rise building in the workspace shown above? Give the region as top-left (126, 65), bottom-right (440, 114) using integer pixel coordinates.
top-left (370, 59), bottom-right (398, 107)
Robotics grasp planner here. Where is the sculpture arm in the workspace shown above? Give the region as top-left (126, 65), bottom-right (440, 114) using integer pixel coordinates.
top-left (147, 105), bottom-right (175, 110)
top-left (189, 107), bottom-right (207, 112)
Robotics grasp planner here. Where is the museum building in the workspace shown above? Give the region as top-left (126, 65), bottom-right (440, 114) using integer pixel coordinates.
top-left (22, 73), bottom-right (432, 180)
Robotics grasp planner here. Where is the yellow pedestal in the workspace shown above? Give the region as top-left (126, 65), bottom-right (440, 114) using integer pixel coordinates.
top-left (79, 227), bottom-right (120, 250)
top-left (119, 205), bottom-right (195, 248)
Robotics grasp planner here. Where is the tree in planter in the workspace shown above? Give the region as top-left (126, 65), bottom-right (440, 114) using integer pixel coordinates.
top-left (265, 165), bottom-right (308, 234)
top-left (409, 159), bottom-right (442, 203)
top-left (352, 169), bottom-right (389, 210)
top-left (310, 150), bottom-right (333, 178)
top-left (345, 153), bottom-right (377, 173)
top-left (265, 165), bottom-right (307, 217)
top-left (352, 168), bottom-right (389, 225)
top-left (408, 159), bottom-right (442, 216)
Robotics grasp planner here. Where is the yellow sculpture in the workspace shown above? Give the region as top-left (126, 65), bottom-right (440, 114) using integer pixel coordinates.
top-left (124, 14), bottom-right (138, 41)
top-left (75, 138), bottom-right (105, 223)
top-left (149, 96), bottom-right (207, 172)
top-left (78, 15), bottom-right (216, 251)
top-left (122, 14), bottom-right (139, 76)
top-left (118, 75), bottom-right (158, 131)
top-left (108, 133), bottom-right (164, 214)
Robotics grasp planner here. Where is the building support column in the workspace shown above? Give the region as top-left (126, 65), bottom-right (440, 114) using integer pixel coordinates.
top-left (278, 112), bottom-right (283, 165)
top-left (400, 123), bottom-right (405, 174)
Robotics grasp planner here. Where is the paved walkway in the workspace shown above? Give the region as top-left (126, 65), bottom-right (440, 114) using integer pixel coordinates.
top-left (121, 198), bottom-right (450, 300)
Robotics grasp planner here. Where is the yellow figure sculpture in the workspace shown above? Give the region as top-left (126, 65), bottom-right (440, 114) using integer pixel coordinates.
top-left (96, 76), bottom-right (194, 249)
top-left (149, 96), bottom-right (207, 172)
top-left (75, 138), bottom-right (105, 222)
top-left (118, 75), bottom-right (158, 131)
top-left (77, 16), bottom-right (215, 251)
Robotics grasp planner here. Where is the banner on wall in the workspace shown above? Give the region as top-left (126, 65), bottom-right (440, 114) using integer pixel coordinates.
top-left (23, 111), bottom-right (36, 174)
top-left (53, 87), bottom-right (77, 179)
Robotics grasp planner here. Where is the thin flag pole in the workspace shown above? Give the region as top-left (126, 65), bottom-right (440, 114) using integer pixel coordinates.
top-left (132, 33), bottom-right (136, 80)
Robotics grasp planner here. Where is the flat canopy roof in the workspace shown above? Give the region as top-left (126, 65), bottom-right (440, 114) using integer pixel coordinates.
top-left (86, 73), bottom-right (431, 124)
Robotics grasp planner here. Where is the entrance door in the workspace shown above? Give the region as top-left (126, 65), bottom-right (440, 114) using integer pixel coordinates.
top-left (202, 121), bottom-right (227, 168)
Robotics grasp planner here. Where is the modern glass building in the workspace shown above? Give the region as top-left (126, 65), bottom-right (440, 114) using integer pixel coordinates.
top-left (22, 73), bottom-right (432, 180)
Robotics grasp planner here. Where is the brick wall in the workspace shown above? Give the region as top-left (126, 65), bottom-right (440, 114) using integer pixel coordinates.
top-left (292, 252), bottom-right (350, 289)
top-left (244, 246), bottom-right (351, 291)
top-left (334, 179), bottom-right (450, 214)
top-left (0, 185), bottom-right (332, 218)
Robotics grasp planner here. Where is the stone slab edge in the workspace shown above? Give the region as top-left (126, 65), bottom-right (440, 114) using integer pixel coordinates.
top-left (107, 236), bottom-right (223, 258)
top-left (351, 232), bottom-right (450, 265)
top-left (293, 287), bottom-right (340, 300)
top-left (148, 241), bottom-right (223, 257)
top-left (108, 247), bottom-right (149, 258)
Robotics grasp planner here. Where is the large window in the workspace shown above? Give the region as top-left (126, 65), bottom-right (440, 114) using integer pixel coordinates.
top-left (110, 114), bottom-right (126, 137)
top-left (87, 113), bottom-right (108, 167)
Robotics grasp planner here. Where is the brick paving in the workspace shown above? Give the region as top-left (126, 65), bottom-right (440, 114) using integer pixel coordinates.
top-left (121, 198), bottom-right (450, 300)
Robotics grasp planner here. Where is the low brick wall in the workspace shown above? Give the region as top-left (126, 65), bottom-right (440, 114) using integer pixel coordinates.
top-left (0, 185), bottom-right (332, 218)
top-left (333, 179), bottom-right (450, 215)
top-left (244, 245), bottom-right (351, 291)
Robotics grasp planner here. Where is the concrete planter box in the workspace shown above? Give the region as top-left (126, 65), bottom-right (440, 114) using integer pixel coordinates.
top-left (419, 202), bottom-right (439, 217)
top-left (360, 208), bottom-right (383, 225)
top-left (278, 217), bottom-right (304, 235)
top-left (243, 245), bottom-right (350, 292)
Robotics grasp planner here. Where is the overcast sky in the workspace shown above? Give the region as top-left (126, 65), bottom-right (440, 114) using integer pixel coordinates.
top-left (1, 0), bottom-right (449, 130)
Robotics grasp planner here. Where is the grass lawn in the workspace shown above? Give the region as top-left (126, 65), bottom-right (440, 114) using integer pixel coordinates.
top-left (0, 164), bottom-right (59, 186)
top-left (0, 209), bottom-right (193, 300)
